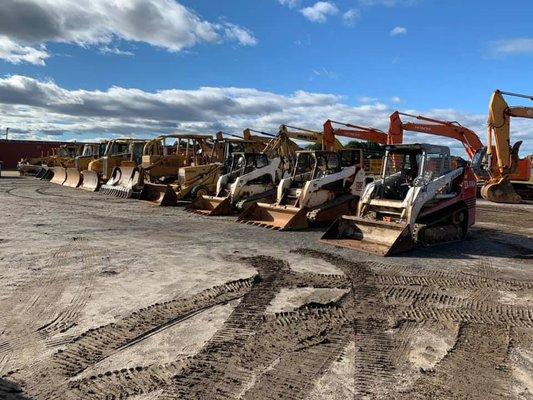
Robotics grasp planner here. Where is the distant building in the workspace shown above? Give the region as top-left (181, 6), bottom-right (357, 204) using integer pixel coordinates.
top-left (0, 139), bottom-right (86, 169)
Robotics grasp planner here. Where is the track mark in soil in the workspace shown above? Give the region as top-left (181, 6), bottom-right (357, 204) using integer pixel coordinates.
top-left (397, 323), bottom-right (511, 399)
top-left (53, 277), bottom-right (255, 377)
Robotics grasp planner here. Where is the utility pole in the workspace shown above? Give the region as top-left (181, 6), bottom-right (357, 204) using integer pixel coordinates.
top-left (5, 127), bottom-right (9, 140)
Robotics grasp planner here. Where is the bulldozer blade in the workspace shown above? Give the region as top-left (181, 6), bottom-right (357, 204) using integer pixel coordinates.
top-left (99, 166), bottom-right (142, 199)
top-left (321, 216), bottom-right (414, 256)
top-left (186, 195), bottom-right (232, 216)
top-left (140, 183), bottom-right (178, 206)
top-left (480, 178), bottom-right (522, 204)
top-left (63, 168), bottom-right (82, 188)
top-left (50, 167), bottom-right (67, 185)
top-left (35, 167), bottom-right (49, 179)
top-left (237, 202), bottom-right (309, 231)
top-left (80, 170), bottom-right (101, 191)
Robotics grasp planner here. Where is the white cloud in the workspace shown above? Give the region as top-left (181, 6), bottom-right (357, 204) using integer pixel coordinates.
top-left (300, 2), bottom-right (339, 23)
top-left (391, 96), bottom-right (401, 103)
top-left (0, 35), bottom-right (49, 65)
top-left (99, 46), bottom-right (134, 57)
top-left (278, 0), bottom-right (300, 8)
top-left (3, 74), bottom-right (528, 157)
top-left (390, 26), bottom-right (407, 36)
top-left (0, 0), bottom-right (257, 65)
top-left (489, 38), bottom-right (533, 56)
top-left (342, 9), bottom-right (361, 26)
top-left (223, 24), bottom-right (258, 47)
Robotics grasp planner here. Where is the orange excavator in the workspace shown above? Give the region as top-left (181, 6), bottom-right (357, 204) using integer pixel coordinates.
top-left (387, 111), bottom-right (483, 159)
top-left (481, 90), bottom-right (532, 203)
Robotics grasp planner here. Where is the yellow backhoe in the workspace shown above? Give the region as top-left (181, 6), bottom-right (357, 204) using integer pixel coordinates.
top-left (138, 132), bottom-right (267, 205)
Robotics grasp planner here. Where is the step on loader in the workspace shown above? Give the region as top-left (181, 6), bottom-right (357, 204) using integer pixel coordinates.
top-left (321, 143), bottom-right (477, 256)
top-left (187, 152), bottom-right (282, 215)
top-left (238, 149), bottom-right (365, 230)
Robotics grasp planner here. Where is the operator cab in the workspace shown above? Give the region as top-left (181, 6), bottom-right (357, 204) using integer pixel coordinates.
top-left (292, 149), bottom-right (361, 184)
top-left (379, 144), bottom-right (452, 200)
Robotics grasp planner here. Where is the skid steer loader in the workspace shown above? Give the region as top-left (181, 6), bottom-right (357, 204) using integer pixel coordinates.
top-left (186, 152), bottom-right (282, 215)
top-left (139, 133), bottom-right (266, 206)
top-left (238, 149), bottom-right (365, 230)
top-left (186, 126), bottom-right (301, 215)
top-left (79, 139), bottom-right (146, 192)
top-left (321, 143), bottom-right (477, 256)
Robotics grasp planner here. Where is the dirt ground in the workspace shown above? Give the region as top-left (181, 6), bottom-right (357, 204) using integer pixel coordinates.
top-left (0, 172), bottom-right (532, 400)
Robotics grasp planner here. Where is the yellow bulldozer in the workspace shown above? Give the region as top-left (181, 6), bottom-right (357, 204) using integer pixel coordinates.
top-left (34, 143), bottom-right (85, 183)
top-left (59, 143), bottom-right (104, 188)
top-left (138, 131), bottom-right (267, 205)
top-left (79, 139), bottom-right (147, 192)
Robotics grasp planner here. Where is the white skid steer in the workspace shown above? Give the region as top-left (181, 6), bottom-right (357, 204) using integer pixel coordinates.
top-left (322, 144), bottom-right (477, 256)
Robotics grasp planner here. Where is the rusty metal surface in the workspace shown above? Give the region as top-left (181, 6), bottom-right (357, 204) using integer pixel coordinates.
top-left (139, 183), bottom-right (178, 206)
top-left (237, 202), bottom-right (309, 231)
top-left (321, 216), bottom-right (414, 256)
top-left (186, 195), bottom-right (232, 216)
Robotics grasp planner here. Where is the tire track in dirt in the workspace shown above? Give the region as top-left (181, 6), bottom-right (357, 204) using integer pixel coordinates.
top-left (292, 249), bottom-right (399, 398)
top-left (6, 244), bottom-right (531, 399)
top-left (397, 323), bottom-right (511, 399)
top-left (0, 239), bottom-right (103, 379)
top-left (53, 277), bottom-right (255, 378)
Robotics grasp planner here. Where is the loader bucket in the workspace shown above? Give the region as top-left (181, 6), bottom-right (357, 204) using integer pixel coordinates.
top-left (321, 216), bottom-right (414, 256)
top-left (80, 170), bottom-right (101, 191)
top-left (186, 195), bottom-right (232, 216)
top-left (50, 167), bottom-right (67, 185)
top-left (63, 168), bottom-right (82, 188)
top-left (480, 178), bottom-right (522, 204)
top-left (237, 202), bottom-right (309, 231)
top-left (100, 167), bottom-right (142, 198)
top-left (140, 183), bottom-right (178, 206)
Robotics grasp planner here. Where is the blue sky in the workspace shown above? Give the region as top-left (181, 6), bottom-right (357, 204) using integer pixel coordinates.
top-left (0, 0), bottom-right (531, 156)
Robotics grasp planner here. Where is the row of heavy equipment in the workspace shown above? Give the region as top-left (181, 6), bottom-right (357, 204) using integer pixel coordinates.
top-left (18, 90), bottom-right (532, 256)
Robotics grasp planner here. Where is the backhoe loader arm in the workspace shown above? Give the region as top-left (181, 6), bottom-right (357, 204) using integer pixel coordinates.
top-left (488, 90), bottom-right (533, 172)
top-left (323, 120), bottom-right (388, 151)
top-left (280, 124), bottom-right (343, 150)
top-left (389, 111), bottom-right (483, 159)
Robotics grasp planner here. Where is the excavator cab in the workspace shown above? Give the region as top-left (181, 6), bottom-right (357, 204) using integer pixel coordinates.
top-left (322, 144), bottom-right (474, 256)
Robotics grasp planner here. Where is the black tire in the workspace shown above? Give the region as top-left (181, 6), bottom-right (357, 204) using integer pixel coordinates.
top-left (190, 185), bottom-right (210, 200)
